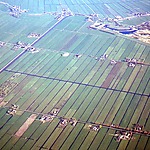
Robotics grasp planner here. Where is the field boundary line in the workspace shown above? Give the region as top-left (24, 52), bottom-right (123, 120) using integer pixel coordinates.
top-left (1, 106), bottom-right (150, 137)
top-left (4, 69), bottom-right (150, 97)
top-left (0, 16), bottom-right (68, 74)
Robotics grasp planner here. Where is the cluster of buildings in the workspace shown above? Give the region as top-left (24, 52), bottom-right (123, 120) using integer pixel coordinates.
top-left (58, 118), bottom-right (77, 128)
top-left (39, 108), bottom-right (60, 123)
top-left (0, 41), bottom-right (6, 48)
top-left (88, 124), bottom-right (102, 131)
top-left (89, 12), bottom-right (150, 44)
top-left (4, 101), bottom-right (148, 143)
top-left (11, 41), bottom-right (39, 53)
top-left (132, 123), bottom-right (143, 131)
top-left (124, 57), bottom-right (149, 67)
top-left (89, 52), bottom-right (147, 67)
top-left (94, 53), bottom-right (117, 65)
top-left (12, 41), bottom-right (28, 50)
top-left (6, 104), bottom-right (19, 115)
top-left (89, 19), bottom-right (137, 35)
top-left (55, 8), bottom-right (74, 21)
top-left (28, 33), bottom-right (41, 38)
top-left (132, 21), bottom-right (150, 44)
top-left (137, 21), bottom-right (150, 30)
top-left (114, 131), bottom-right (133, 142)
top-left (99, 53), bottom-right (108, 61)
top-left (8, 5), bottom-right (27, 18)
top-left (132, 12), bottom-right (150, 17)
top-left (0, 40), bottom-right (39, 54)
top-left (26, 46), bottom-right (39, 53)
top-left (110, 123), bottom-right (148, 142)
top-left (39, 114), bottom-right (55, 123)
top-left (85, 14), bottom-right (98, 22)
top-left (125, 57), bottom-right (137, 67)
top-left (39, 108), bottom-right (77, 128)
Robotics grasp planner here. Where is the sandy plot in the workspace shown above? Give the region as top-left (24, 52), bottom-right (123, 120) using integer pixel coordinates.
top-left (15, 114), bottom-right (37, 137)
top-left (101, 62), bottom-right (123, 88)
top-left (0, 100), bottom-right (8, 107)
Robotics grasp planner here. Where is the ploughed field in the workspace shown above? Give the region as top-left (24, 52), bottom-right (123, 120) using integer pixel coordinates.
top-left (0, 0), bottom-right (149, 150)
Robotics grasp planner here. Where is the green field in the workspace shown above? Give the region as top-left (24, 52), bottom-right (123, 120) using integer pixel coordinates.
top-left (0, 0), bottom-right (149, 150)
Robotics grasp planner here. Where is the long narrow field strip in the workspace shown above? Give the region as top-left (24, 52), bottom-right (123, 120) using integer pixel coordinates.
top-left (0, 101), bottom-right (8, 107)
top-left (15, 114), bottom-right (37, 137)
